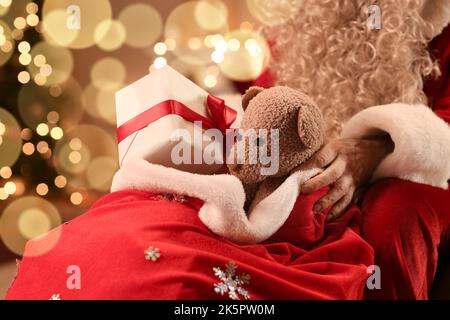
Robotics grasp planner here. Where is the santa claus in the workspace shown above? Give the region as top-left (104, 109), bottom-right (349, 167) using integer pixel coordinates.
top-left (5, 0), bottom-right (450, 300)
top-left (258, 0), bottom-right (450, 299)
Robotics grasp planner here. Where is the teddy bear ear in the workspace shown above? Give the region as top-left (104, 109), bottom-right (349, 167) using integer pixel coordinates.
top-left (298, 104), bottom-right (324, 149)
top-left (242, 86), bottom-right (264, 110)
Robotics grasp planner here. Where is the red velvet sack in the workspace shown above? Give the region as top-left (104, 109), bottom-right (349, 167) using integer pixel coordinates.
top-left (6, 188), bottom-right (373, 300)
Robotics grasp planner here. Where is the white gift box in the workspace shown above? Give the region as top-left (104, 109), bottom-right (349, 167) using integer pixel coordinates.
top-left (115, 65), bottom-right (237, 174)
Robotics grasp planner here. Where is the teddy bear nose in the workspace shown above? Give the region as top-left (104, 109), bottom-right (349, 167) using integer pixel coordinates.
top-left (229, 163), bottom-right (242, 171)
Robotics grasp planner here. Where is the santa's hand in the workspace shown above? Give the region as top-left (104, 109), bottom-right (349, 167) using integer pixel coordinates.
top-left (298, 137), bottom-right (394, 221)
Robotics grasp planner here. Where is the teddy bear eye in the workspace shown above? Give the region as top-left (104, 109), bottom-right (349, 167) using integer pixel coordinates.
top-left (254, 137), bottom-right (265, 147)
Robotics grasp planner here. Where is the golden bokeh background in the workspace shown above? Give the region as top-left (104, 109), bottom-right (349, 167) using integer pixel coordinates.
top-left (0, 0), bottom-right (282, 297)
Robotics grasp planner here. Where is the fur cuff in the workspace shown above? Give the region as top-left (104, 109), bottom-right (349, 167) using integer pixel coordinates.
top-left (111, 159), bottom-right (320, 244)
top-left (341, 103), bottom-right (450, 189)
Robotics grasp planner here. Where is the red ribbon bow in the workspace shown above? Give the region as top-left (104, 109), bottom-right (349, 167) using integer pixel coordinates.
top-left (116, 94), bottom-right (237, 143)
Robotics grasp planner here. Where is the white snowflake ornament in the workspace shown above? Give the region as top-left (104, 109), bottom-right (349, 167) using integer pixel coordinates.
top-left (145, 246), bottom-right (161, 262)
top-left (213, 262), bottom-right (251, 300)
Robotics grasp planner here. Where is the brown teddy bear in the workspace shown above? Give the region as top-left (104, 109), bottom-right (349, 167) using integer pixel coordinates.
top-left (228, 86), bottom-right (325, 209)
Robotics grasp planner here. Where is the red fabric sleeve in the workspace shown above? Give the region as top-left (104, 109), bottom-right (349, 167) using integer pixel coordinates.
top-left (425, 24), bottom-right (450, 124)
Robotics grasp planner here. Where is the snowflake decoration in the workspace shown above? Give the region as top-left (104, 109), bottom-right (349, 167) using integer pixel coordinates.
top-left (213, 262), bottom-right (251, 300)
top-left (49, 294), bottom-right (61, 300)
top-left (145, 246), bottom-right (161, 262)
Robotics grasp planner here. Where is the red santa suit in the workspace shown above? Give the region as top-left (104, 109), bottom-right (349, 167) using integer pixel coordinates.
top-left (253, 17), bottom-right (450, 299)
top-left (6, 160), bottom-right (373, 300)
top-left (360, 22), bottom-right (450, 299)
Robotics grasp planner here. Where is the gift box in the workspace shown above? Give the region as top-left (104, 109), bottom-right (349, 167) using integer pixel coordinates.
top-left (115, 65), bottom-right (238, 174)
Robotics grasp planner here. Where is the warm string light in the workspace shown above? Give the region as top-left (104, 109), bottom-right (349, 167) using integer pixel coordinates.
top-left (54, 175), bottom-right (67, 188)
top-left (13, 17), bottom-right (26, 30)
top-left (70, 192), bottom-right (83, 205)
top-left (18, 70), bottom-right (30, 84)
top-left (22, 142), bottom-right (34, 156)
top-left (0, 166), bottom-right (12, 179)
top-left (0, 187), bottom-right (8, 200)
top-left (36, 183), bottom-right (49, 196)
top-left (21, 128), bottom-right (33, 140)
top-left (0, 0), bottom-right (12, 8)
top-left (26, 2), bottom-right (39, 15)
top-left (0, 196), bottom-right (62, 256)
top-left (4, 181), bottom-right (16, 195)
top-left (154, 42), bottom-right (167, 55)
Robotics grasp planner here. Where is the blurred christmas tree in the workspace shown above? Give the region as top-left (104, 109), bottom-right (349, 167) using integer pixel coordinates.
top-left (1, 1), bottom-right (54, 190)
top-left (0, 0), bottom-right (101, 261)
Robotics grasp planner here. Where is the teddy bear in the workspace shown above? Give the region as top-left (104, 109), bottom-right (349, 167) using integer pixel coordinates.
top-left (228, 85), bottom-right (325, 209)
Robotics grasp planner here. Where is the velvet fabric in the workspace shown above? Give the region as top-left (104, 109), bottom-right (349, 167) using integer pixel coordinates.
top-left (6, 189), bottom-right (373, 300)
top-left (361, 24), bottom-right (450, 299)
top-left (362, 179), bottom-right (450, 299)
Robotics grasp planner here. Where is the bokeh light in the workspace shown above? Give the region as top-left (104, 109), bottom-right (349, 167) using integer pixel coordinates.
top-left (18, 208), bottom-right (51, 239)
top-left (19, 52), bottom-right (32, 65)
top-left (47, 111), bottom-right (59, 123)
top-left (26, 13), bottom-right (39, 27)
top-left (36, 141), bottom-right (49, 154)
top-left (0, 108), bottom-right (22, 168)
top-left (217, 30), bottom-right (271, 81)
top-left (118, 3), bottom-right (162, 49)
top-left (36, 123), bottom-right (49, 136)
top-left (18, 78), bottom-right (84, 130)
top-left (53, 125), bottom-right (117, 191)
top-left (0, 166), bottom-right (12, 179)
top-left (0, 20), bottom-right (14, 66)
top-left (70, 192), bottom-right (83, 205)
top-left (50, 127), bottom-right (64, 140)
top-left (165, 1), bottom-right (229, 65)
top-left (25, 2), bottom-right (38, 14)
top-left (4, 181), bottom-right (16, 195)
top-left (17, 70), bottom-right (30, 84)
top-left (36, 183), bottom-right (49, 196)
top-left (91, 57), bottom-right (126, 91)
top-left (0, 188), bottom-right (8, 200)
top-left (0, 196), bottom-right (62, 256)
top-left (86, 156), bottom-right (118, 192)
top-left (154, 42), bottom-right (167, 56)
top-left (42, 0), bottom-right (113, 49)
top-left (54, 175), bottom-right (67, 188)
top-left (27, 41), bottom-right (74, 86)
top-left (81, 84), bottom-right (116, 125)
top-left (95, 19), bottom-right (126, 52)
top-left (13, 16), bottom-right (26, 30)
top-left (194, 0), bottom-right (228, 31)
top-left (22, 142), bottom-right (34, 155)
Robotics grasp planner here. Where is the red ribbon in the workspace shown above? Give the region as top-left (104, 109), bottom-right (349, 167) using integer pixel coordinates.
top-left (116, 94), bottom-right (237, 143)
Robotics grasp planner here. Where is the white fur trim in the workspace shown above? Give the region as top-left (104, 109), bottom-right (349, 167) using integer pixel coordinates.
top-left (421, 0), bottom-right (450, 38)
top-left (341, 103), bottom-right (450, 189)
top-left (111, 159), bottom-right (320, 244)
